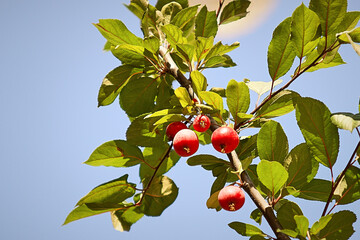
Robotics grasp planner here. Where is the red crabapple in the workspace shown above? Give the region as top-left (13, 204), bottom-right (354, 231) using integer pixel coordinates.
top-left (211, 126), bottom-right (239, 153)
top-left (173, 129), bottom-right (199, 157)
top-left (193, 115), bottom-right (211, 132)
top-left (166, 121), bottom-right (187, 141)
top-left (218, 185), bottom-right (245, 211)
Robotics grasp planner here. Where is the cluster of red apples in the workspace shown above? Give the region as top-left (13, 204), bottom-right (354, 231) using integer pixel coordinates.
top-left (166, 115), bottom-right (245, 212)
top-left (166, 115), bottom-right (240, 157)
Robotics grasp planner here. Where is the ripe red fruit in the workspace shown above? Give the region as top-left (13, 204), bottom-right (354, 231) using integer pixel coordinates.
top-left (218, 185), bottom-right (245, 211)
top-left (173, 129), bottom-right (199, 157)
top-left (211, 126), bottom-right (239, 153)
top-left (193, 115), bottom-right (211, 132)
top-left (166, 122), bottom-right (187, 141)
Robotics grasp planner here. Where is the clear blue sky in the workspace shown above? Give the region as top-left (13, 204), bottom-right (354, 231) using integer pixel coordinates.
top-left (0, 0), bottom-right (359, 239)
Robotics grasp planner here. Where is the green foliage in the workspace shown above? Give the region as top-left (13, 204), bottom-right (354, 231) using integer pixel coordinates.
top-left (66, 0), bottom-right (360, 238)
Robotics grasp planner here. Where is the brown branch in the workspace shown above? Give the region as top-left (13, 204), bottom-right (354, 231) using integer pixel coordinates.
top-left (160, 45), bottom-right (290, 240)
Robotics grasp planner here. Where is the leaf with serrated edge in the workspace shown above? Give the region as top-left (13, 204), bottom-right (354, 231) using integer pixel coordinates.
top-left (257, 160), bottom-right (288, 196)
top-left (291, 3), bottom-right (320, 57)
top-left (195, 6), bottom-right (218, 38)
top-left (294, 97), bottom-right (339, 168)
top-left (219, 0), bottom-right (250, 25)
top-left (257, 120), bottom-right (288, 164)
top-left (267, 17), bottom-right (296, 80)
top-left (331, 112), bottom-right (360, 132)
top-left (226, 80), bottom-right (250, 125)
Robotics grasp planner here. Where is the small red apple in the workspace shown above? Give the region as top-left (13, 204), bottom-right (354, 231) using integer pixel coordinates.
top-left (218, 185), bottom-right (245, 211)
top-left (193, 115), bottom-right (211, 132)
top-left (173, 129), bottom-right (199, 157)
top-left (211, 126), bottom-right (239, 153)
top-left (166, 121), bottom-right (187, 141)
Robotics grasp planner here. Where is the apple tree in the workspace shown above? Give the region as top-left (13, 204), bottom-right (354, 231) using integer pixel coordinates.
top-left (64, 0), bottom-right (360, 239)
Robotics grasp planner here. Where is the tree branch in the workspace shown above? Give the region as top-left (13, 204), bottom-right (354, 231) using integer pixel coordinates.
top-left (159, 45), bottom-right (290, 240)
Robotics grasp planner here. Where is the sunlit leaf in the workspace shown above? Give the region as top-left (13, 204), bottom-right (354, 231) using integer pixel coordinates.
top-left (155, 0), bottom-right (188, 10)
top-left (226, 80), bottom-right (250, 125)
top-left (97, 65), bottom-right (143, 107)
top-left (206, 190), bottom-right (221, 211)
top-left (139, 146), bottom-right (180, 181)
top-left (334, 166), bottom-right (360, 204)
top-left (310, 214), bottom-right (332, 235)
top-left (246, 79), bottom-right (282, 97)
top-left (255, 90), bottom-right (296, 119)
top-left (291, 3), bottom-right (320, 57)
top-left (120, 76), bottom-right (158, 117)
top-left (111, 206), bottom-right (144, 232)
top-left (93, 19), bottom-right (142, 46)
top-left (294, 215), bottom-right (309, 238)
top-left (294, 97), bottom-right (339, 168)
top-left (195, 5), bottom-right (218, 38)
top-left (142, 175), bottom-right (179, 216)
top-left (171, 5), bottom-right (198, 34)
top-left (191, 70), bottom-right (207, 97)
top-left (76, 175), bottom-right (136, 206)
top-left (175, 87), bottom-right (193, 107)
top-left (85, 140), bottom-right (144, 167)
top-left (199, 91), bottom-right (224, 113)
top-left (268, 17), bottom-right (296, 80)
top-left (331, 112), bottom-right (360, 132)
top-left (257, 160), bottom-right (288, 196)
top-left (161, 24), bottom-right (187, 47)
top-left (297, 179), bottom-right (332, 201)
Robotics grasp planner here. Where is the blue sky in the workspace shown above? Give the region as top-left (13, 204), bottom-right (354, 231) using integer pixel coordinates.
top-left (1, 0), bottom-right (359, 239)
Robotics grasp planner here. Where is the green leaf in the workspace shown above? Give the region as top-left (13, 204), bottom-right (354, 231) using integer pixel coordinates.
top-left (268, 17), bottom-right (296, 80)
top-left (194, 36), bottom-right (214, 62)
top-left (310, 214), bottom-right (332, 235)
top-left (195, 6), bottom-right (218, 38)
top-left (206, 190), bottom-right (221, 211)
top-left (317, 211), bottom-right (356, 240)
top-left (291, 3), bottom-right (321, 57)
top-left (297, 179), bottom-right (332, 201)
top-left (139, 146), bottom-right (180, 181)
top-left (142, 175), bottom-right (178, 216)
top-left (175, 87), bottom-right (192, 107)
top-left (338, 27), bottom-right (360, 43)
top-left (294, 215), bottom-right (309, 238)
top-left (250, 208), bottom-right (263, 225)
top-left (120, 76), bottom-right (158, 118)
top-left (125, 0), bottom-right (148, 19)
top-left (257, 121), bottom-right (289, 164)
top-left (76, 175), bottom-right (136, 206)
top-left (226, 80), bottom-right (250, 125)
top-left (187, 154), bottom-right (229, 166)
top-left (153, 114), bottom-right (187, 127)
top-left (97, 65), bottom-right (143, 107)
top-left (229, 222), bottom-right (266, 237)
top-left (64, 203), bottom-right (122, 225)
top-left (93, 19), bottom-right (142, 47)
top-left (177, 43), bottom-right (195, 63)
top-left (257, 160), bottom-right (288, 196)
top-left (255, 90), bottom-right (296, 119)
top-left (305, 52), bottom-right (345, 72)
top-left (334, 166), bottom-right (360, 205)
top-left (145, 108), bottom-right (184, 118)
top-left (284, 143), bottom-right (319, 189)
top-left (202, 55), bottom-right (236, 69)
top-left (294, 97), bottom-right (339, 168)
top-left (171, 5), bottom-right (198, 35)
top-left (111, 44), bottom-right (152, 66)
top-left (84, 140), bottom-right (144, 167)
top-left (205, 41), bottom-right (240, 60)
top-left (236, 134), bottom-right (258, 161)
top-left (219, 0), bottom-right (250, 25)
top-left (141, 4), bottom-right (164, 38)
top-left (190, 70), bottom-right (207, 97)
top-left (211, 171), bottom-right (228, 194)
top-left (161, 24), bottom-right (187, 47)
top-left (331, 112), bottom-right (360, 132)
top-left (246, 79), bottom-right (282, 97)
top-left (160, 2), bottom-right (182, 24)
top-left (111, 206), bottom-right (144, 232)
top-left (156, 0), bottom-right (188, 10)
top-left (277, 201), bottom-right (303, 231)
top-left (199, 91), bottom-right (224, 113)
top-left (309, 0), bottom-right (347, 43)
top-left (126, 115), bottom-right (167, 147)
